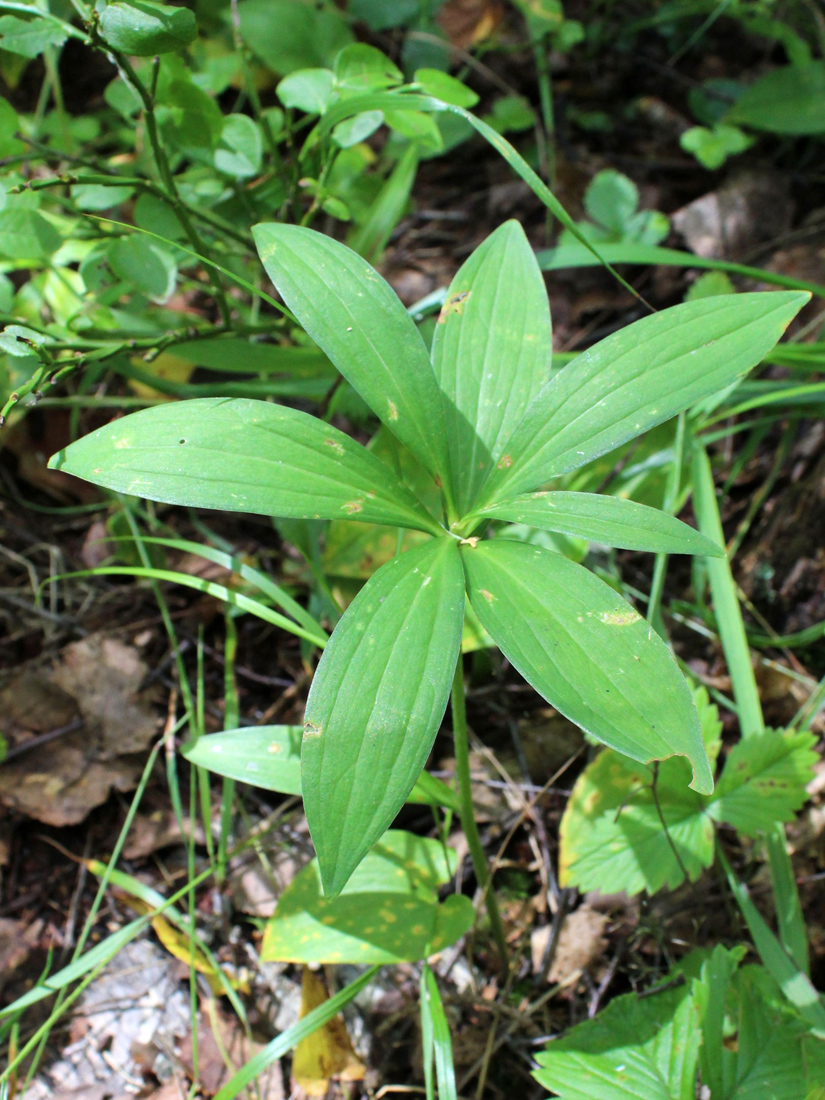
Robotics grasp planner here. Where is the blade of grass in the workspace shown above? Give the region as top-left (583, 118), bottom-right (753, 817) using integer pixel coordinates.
top-left (538, 242), bottom-right (825, 299)
top-left (717, 844), bottom-right (825, 1037)
top-left (692, 441), bottom-right (810, 975)
top-left (212, 966), bottom-right (381, 1100)
top-left (118, 535), bottom-right (327, 644)
top-left (47, 566), bottom-right (328, 648)
top-left (420, 964), bottom-right (457, 1100)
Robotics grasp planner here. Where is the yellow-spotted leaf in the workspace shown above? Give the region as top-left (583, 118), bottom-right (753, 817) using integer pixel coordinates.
top-left (431, 219), bottom-right (551, 515)
top-left (461, 538), bottom-right (713, 793)
top-left (477, 292), bottom-right (809, 508)
top-left (472, 491), bottom-right (723, 555)
top-left (261, 830), bottom-right (473, 964)
top-left (303, 537), bottom-right (464, 896)
top-left (48, 398), bottom-right (441, 535)
top-left (253, 223), bottom-right (451, 485)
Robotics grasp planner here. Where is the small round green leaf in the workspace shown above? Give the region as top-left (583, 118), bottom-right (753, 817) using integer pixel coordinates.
top-left (332, 109), bottom-right (384, 147)
top-left (276, 68), bottom-right (334, 114)
top-left (99, 0), bottom-right (197, 56)
top-left (414, 68), bottom-right (478, 108)
top-left (214, 113), bottom-right (263, 178)
top-left (334, 43), bottom-right (402, 90)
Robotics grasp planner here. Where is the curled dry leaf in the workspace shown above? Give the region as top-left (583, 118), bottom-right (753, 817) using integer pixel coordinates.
top-left (292, 967), bottom-right (365, 1097)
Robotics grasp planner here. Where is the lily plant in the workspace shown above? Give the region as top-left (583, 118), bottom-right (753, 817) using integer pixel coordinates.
top-left (50, 219), bottom-right (806, 924)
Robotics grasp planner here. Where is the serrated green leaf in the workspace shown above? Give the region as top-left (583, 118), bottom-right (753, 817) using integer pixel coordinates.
top-left (711, 729), bottom-right (817, 837)
top-left (462, 538), bottom-right (713, 792)
top-left (252, 223), bottom-right (451, 485)
top-left (261, 830), bottom-right (473, 963)
top-left (47, 397), bottom-right (443, 535)
top-left (559, 751), bottom-right (714, 895)
top-left (560, 717), bottom-right (815, 897)
top-left (533, 983), bottom-right (701, 1100)
top-left (303, 538), bottom-right (464, 896)
top-left (0, 15), bottom-right (67, 58)
top-left (99, 0), bottom-right (197, 56)
top-left (476, 292), bottom-right (809, 508)
top-left (473, 491), bottom-right (724, 555)
top-left (584, 169), bottom-right (639, 236)
top-left (215, 113), bottom-right (262, 178)
top-left (276, 68), bottom-right (334, 113)
top-left (183, 724), bottom-right (459, 810)
top-left (715, 966), bottom-right (825, 1098)
top-left (432, 220), bottom-right (551, 515)
top-left (157, 79), bottom-right (223, 156)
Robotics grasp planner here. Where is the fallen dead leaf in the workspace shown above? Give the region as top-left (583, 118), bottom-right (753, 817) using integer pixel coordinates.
top-left (123, 792), bottom-right (206, 860)
top-left (438, 0), bottom-right (504, 48)
top-left (0, 635), bottom-right (159, 825)
top-left (672, 169), bottom-right (791, 259)
top-left (0, 916), bottom-right (43, 996)
top-left (532, 905), bottom-right (610, 985)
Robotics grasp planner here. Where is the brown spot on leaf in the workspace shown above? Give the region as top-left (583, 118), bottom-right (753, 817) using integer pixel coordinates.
top-left (437, 289), bottom-right (471, 322)
top-left (343, 499), bottom-right (364, 515)
top-left (497, 454), bottom-right (513, 468)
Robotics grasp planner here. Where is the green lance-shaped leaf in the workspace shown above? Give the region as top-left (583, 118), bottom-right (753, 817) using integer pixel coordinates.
top-left (461, 538), bottom-right (713, 793)
top-left (476, 292), bottom-right (809, 509)
top-left (48, 398), bottom-right (442, 535)
top-left (303, 538), bottom-right (465, 896)
top-left (252, 223), bottom-right (451, 486)
top-left (183, 725), bottom-right (460, 810)
top-left (471, 491), bottom-right (724, 555)
top-left (431, 219), bottom-right (551, 515)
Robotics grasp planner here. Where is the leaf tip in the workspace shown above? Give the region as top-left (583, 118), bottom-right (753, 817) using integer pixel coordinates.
top-left (688, 753), bottom-right (715, 796)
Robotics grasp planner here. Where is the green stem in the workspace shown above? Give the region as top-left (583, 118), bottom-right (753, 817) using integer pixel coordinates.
top-left (692, 440), bottom-right (809, 976)
top-left (451, 657), bottom-right (509, 977)
top-left (532, 37), bottom-right (555, 190)
top-left (105, 46), bottom-right (233, 326)
top-left (647, 411), bottom-right (685, 637)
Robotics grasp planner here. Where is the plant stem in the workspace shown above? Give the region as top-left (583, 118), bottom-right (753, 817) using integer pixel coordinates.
top-left (451, 657), bottom-right (509, 977)
top-left (532, 37), bottom-right (555, 190)
top-left (692, 440), bottom-right (810, 975)
top-left (647, 411), bottom-right (685, 637)
top-left (104, 45), bottom-right (233, 326)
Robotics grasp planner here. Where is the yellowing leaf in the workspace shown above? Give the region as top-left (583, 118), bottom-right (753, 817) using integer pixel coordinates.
top-left (292, 968), bottom-right (365, 1096)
